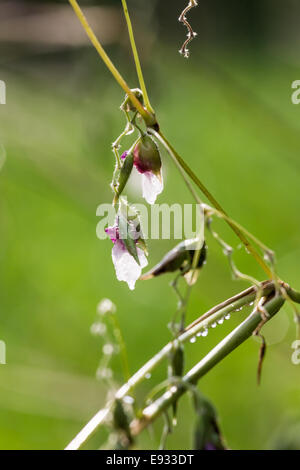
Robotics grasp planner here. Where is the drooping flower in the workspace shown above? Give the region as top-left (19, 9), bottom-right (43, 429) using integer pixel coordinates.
top-left (111, 239), bottom-right (148, 290)
top-left (133, 135), bottom-right (163, 205)
top-left (105, 210), bottom-right (148, 290)
top-left (121, 151), bottom-right (128, 160)
top-left (140, 238), bottom-right (207, 285)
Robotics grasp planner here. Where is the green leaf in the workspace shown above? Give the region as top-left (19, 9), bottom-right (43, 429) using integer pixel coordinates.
top-left (118, 212), bottom-right (140, 265)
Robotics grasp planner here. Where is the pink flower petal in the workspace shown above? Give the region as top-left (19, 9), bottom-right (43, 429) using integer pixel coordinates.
top-left (105, 225), bottom-right (118, 243)
top-left (112, 241), bottom-right (148, 290)
top-left (141, 171), bottom-right (163, 205)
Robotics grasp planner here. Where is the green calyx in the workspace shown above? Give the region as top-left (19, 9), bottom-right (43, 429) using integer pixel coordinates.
top-left (133, 135), bottom-right (162, 177)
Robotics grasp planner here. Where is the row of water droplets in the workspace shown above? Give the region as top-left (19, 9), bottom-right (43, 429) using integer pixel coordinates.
top-left (91, 298), bottom-right (120, 382)
top-left (189, 300), bottom-right (254, 344)
top-left (91, 298), bottom-right (154, 408)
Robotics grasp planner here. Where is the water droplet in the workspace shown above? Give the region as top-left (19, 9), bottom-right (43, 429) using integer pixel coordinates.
top-left (217, 318), bottom-right (224, 325)
top-left (145, 373), bottom-right (151, 379)
top-left (202, 329), bottom-right (208, 337)
top-left (249, 302), bottom-right (254, 306)
top-left (196, 332), bottom-right (202, 337)
top-left (225, 313), bottom-right (231, 320)
top-left (103, 343), bottom-right (115, 356)
top-left (123, 395), bottom-right (135, 405)
top-left (96, 367), bottom-right (113, 380)
top-left (90, 322), bottom-right (106, 336)
top-left (97, 298), bottom-right (116, 316)
top-left (190, 336), bottom-right (196, 343)
top-left (211, 322), bottom-right (217, 328)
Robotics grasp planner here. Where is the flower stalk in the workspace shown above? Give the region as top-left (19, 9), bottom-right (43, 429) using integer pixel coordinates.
top-left (65, 1), bottom-right (300, 451)
top-left (151, 128), bottom-right (273, 279)
top-left (120, 0), bottom-right (154, 114)
top-left (65, 280), bottom-right (300, 450)
top-left (131, 294), bottom-right (285, 435)
top-left (68, 0), bottom-right (156, 127)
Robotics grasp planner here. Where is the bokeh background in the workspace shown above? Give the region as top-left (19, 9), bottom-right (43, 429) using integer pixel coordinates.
top-left (0, 0), bottom-right (300, 450)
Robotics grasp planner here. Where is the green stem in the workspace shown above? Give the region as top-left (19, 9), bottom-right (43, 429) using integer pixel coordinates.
top-left (68, 0), bottom-right (156, 127)
top-left (121, 0), bottom-right (154, 114)
top-left (131, 295), bottom-right (285, 434)
top-left (111, 315), bottom-right (131, 382)
top-left (65, 281), bottom-right (275, 450)
top-left (152, 128), bottom-right (273, 279)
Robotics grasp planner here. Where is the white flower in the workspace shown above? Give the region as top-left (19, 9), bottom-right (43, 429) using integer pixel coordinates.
top-left (112, 240), bottom-right (148, 290)
top-left (141, 171), bottom-right (164, 205)
top-left (133, 135), bottom-right (164, 205)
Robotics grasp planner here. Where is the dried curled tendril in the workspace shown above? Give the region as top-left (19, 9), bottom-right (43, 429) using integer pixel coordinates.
top-left (179, 0), bottom-right (198, 58)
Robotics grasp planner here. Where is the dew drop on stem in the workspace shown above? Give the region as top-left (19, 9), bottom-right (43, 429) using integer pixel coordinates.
top-left (123, 396), bottom-right (135, 405)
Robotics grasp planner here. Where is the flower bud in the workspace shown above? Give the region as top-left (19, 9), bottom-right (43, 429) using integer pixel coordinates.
top-left (115, 152), bottom-right (133, 201)
top-left (112, 399), bottom-right (133, 446)
top-left (133, 135), bottom-right (162, 178)
top-left (125, 88), bottom-right (144, 113)
top-left (193, 394), bottom-right (226, 450)
top-left (168, 342), bottom-right (185, 379)
top-left (140, 239), bottom-right (206, 280)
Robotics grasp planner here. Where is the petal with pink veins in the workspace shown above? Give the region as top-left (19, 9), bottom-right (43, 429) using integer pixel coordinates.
top-left (141, 171), bottom-right (163, 205)
top-left (105, 225), bottom-right (118, 243)
top-left (112, 240), bottom-right (148, 290)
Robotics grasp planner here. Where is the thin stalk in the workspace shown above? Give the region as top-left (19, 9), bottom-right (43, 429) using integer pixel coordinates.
top-left (121, 0), bottom-right (154, 114)
top-left (131, 295), bottom-right (285, 434)
top-left (110, 315), bottom-right (130, 382)
top-left (152, 128), bottom-right (273, 278)
top-left (65, 281), bottom-right (276, 450)
top-left (68, 0), bottom-right (155, 126)
top-left (203, 204), bottom-right (273, 256)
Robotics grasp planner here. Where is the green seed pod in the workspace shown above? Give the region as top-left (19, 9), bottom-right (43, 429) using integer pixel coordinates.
top-left (193, 395), bottom-right (226, 450)
top-left (112, 399), bottom-right (133, 447)
top-left (125, 88), bottom-right (144, 113)
top-left (133, 135), bottom-right (162, 177)
top-left (140, 239), bottom-right (206, 280)
top-left (168, 342), bottom-right (185, 379)
top-left (115, 153), bottom-right (133, 200)
top-left (118, 212), bottom-right (140, 265)
top-left (113, 399), bottom-right (130, 434)
top-left (168, 342), bottom-right (185, 425)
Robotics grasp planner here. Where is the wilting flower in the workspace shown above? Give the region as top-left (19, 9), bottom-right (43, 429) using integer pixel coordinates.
top-left (140, 238), bottom-right (207, 285)
top-left (105, 213), bottom-right (148, 290)
top-left (117, 136), bottom-right (163, 204)
top-left (132, 135), bottom-right (163, 205)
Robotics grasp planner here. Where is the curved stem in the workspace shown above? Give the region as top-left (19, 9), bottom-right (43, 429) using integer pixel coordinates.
top-left (152, 128), bottom-right (273, 278)
top-left (121, 0), bottom-right (154, 114)
top-left (68, 0), bottom-right (155, 126)
top-left (65, 281), bottom-right (276, 450)
top-left (131, 295), bottom-right (285, 435)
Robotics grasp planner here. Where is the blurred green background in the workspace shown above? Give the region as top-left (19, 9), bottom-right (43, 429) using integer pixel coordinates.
top-left (0, 0), bottom-right (300, 450)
